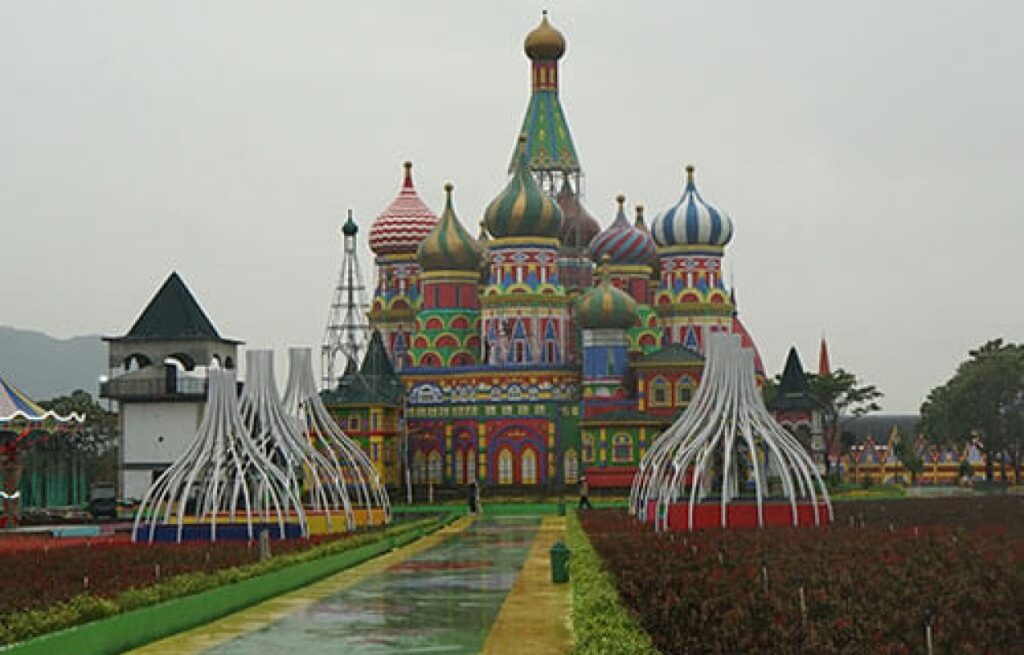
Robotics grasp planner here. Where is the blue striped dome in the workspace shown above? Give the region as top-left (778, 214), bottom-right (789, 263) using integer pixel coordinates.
top-left (651, 165), bottom-right (733, 248)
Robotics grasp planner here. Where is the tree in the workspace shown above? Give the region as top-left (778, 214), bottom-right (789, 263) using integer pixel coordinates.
top-left (921, 340), bottom-right (1023, 483)
top-left (892, 427), bottom-right (924, 484)
top-left (38, 389), bottom-right (119, 484)
top-left (808, 369), bottom-right (883, 475)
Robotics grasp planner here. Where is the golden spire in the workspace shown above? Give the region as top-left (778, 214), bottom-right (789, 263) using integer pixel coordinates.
top-left (524, 10), bottom-right (566, 60)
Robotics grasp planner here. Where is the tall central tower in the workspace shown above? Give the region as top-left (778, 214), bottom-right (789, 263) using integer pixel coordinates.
top-left (514, 11), bottom-right (581, 196)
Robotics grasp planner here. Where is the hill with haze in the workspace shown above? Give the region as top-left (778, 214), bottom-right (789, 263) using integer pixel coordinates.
top-left (0, 326), bottom-right (106, 401)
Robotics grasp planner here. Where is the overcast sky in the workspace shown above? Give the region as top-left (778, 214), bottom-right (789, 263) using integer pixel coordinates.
top-left (2, 1), bottom-right (1021, 412)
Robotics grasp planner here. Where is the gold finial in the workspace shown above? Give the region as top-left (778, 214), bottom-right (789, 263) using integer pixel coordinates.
top-left (444, 182), bottom-right (454, 194)
top-left (616, 194), bottom-right (626, 206)
top-left (686, 164), bottom-right (695, 183)
top-left (634, 204), bottom-right (645, 226)
top-left (404, 160), bottom-right (413, 171)
top-left (599, 254), bottom-right (612, 283)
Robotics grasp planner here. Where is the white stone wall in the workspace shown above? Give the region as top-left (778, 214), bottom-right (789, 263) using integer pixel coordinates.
top-left (121, 402), bottom-right (204, 500)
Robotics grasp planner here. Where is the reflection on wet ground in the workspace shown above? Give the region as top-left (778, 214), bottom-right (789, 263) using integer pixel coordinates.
top-left (206, 516), bottom-right (540, 654)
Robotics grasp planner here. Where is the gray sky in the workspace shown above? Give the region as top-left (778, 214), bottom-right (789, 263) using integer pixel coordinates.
top-left (2, 1), bottom-right (1021, 412)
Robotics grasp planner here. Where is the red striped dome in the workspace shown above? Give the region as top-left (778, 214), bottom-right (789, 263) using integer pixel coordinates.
top-left (368, 161), bottom-right (438, 256)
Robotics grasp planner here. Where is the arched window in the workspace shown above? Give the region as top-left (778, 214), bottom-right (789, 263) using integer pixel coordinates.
top-left (612, 434), bottom-right (633, 463)
top-left (582, 434), bottom-right (596, 463)
top-left (427, 451), bottom-right (443, 485)
top-left (454, 449), bottom-right (464, 484)
top-left (521, 449), bottom-right (538, 485)
top-left (675, 377), bottom-right (695, 405)
top-left (498, 449), bottom-right (514, 485)
top-left (563, 449), bottom-right (579, 484)
top-left (412, 451), bottom-right (427, 485)
top-left (650, 376), bottom-right (670, 407)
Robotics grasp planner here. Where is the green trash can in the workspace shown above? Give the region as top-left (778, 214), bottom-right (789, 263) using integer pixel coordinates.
top-left (556, 501), bottom-right (566, 516)
top-left (550, 541), bottom-right (570, 583)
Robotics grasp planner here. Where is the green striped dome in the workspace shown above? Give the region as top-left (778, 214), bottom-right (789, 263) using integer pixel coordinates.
top-left (417, 183), bottom-right (482, 272)
top-left (577, 264), bottom-right (639, 330)
top-left (484, 138), bottom-right (562, 239)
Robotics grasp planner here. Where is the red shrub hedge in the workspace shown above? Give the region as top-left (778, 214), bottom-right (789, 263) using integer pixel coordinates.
top-left (581, 498), bottom-right (1024, 654)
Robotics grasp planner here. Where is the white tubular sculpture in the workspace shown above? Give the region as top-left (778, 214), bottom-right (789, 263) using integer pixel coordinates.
top-left (239, 350), bottom-right (353, 532)
top-left (133, 368), bottom-right (306, 543)
top-left (282, 347), bottom-right (391, 527)
top-left (631, 333), bottom-right (832, 530)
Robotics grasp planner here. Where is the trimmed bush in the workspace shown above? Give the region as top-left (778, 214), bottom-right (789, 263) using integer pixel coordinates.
top-left (566, 510), bottom-right (657, 655)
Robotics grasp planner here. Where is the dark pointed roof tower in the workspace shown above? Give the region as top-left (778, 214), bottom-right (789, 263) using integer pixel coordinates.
top-left (122, 272), bottom-right (229, 341)
top-left (768, 347), bottom-right (818, 412)
top-left (513, 11), bottom-right (581, 195)
top-left (323, 329), bottom-right (402, 406)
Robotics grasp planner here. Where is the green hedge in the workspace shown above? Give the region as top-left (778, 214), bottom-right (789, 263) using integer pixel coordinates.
top-left (566, 511), bottom-right (657, 655)
top-left (1, 513), bottom-right (455, 650)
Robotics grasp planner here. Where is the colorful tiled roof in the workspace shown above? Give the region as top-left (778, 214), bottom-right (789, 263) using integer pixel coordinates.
top-left (652, 165), bottom-right (734, 248)
top-left (417, 184), bottom-right (482, 272)
top-left (368, 161), bottom-right (438, 256)
top-left (486, 138), bottom-right (562, 239)
top-left (590, 195), bottom-right (657, 265)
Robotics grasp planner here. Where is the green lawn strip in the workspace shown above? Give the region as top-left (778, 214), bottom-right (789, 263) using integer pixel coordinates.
top-left (566, 511), bottom-right (657, 655)
top-left (0, 512), bottom-right (457, 651)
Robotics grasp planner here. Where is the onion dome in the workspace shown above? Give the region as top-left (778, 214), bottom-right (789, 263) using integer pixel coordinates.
top-left (484, 137), bottom-right (562, 240)
top-left (524, 10), bottom-right (566, 61)
top-left (577, 257), bottom-right (639, 330)
top-left (652, 165), bottom-right (734, 248)
top-left (634, 204), bottom-right (660, 269)
top-left (590, 195), bottom-right (657, 265)
top-left (368, 161), bottom-right (439, 256)
top-left (556, 178), bottom-right (600, 251)
top-left (417, 183), bottom-right (481, 272)
top-left (341, 209), bottom-right (358, 236)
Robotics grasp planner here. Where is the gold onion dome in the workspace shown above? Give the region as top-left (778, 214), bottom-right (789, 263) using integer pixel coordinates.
top-left (416, 183), bottom-right (482, 272)
top-left (524, 10), bottom-right (566, 60)
top-left (484, 136), bottom-right (562, 239)
top-left (576, 256), bottom-right (640, 330)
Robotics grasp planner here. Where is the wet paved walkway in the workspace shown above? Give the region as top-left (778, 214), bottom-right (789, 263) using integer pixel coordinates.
top-left (132, 515), bottom-right (570, 654)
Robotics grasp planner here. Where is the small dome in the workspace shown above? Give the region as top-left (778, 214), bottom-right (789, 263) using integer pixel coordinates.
top-left (369, 161), bottom-right (439, 256)
top-left (577, 258), bottom-right (639, 330)
top-left (484, 137), bottom-right (562, 240)
top-left (556, 179), bottom-right (600, 251)
top-left (524, 11), bottom-right (566, 60)
top-left (342, 210), bottom-right (358, 236)
top-left (590, 195), bottom-right (657, 265)
top-left (652, 165), bottom-right (734, 248)
top-left (417, 184), bottom-right (482, 272)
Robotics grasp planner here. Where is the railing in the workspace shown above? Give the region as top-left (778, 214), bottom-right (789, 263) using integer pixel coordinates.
top-left (100, 376), bottom-right (207, 400)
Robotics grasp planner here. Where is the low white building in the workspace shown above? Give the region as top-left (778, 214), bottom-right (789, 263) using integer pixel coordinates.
top-left (101, 272), bottom-right (240, 500)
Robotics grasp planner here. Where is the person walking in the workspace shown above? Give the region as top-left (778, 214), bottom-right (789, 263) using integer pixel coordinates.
top-left (468, 481), bottom-right (478, 516)
top-left (578, 475), bottom-right (592, 510)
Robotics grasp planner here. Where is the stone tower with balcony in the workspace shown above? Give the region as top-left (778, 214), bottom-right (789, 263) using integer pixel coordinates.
top-left (101, 271), bottom-right (240, 499)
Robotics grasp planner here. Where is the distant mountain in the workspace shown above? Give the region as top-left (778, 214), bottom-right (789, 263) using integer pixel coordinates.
top-left (0, 326), bottom-right (106, 401)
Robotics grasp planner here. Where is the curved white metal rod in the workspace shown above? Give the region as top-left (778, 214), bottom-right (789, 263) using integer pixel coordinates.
top-left (630, 332), bottom-right (832, 531)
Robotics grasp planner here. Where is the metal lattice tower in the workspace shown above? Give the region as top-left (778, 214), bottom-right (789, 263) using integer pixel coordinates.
top-left (322, 210), bottom-right (370, 390)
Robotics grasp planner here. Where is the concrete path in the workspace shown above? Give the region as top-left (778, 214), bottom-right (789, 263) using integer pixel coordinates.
top-left (129, 514), bottom-right (572, 654)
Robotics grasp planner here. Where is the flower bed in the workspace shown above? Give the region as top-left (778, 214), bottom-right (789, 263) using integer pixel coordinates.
top-left (0, 515), bottom-right (445, 646)
top-left (581, 497), bottom-right (1023, 654)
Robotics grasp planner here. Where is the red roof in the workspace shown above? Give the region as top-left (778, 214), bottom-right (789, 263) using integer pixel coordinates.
top-left (368, 162), bottom-right (438, 256)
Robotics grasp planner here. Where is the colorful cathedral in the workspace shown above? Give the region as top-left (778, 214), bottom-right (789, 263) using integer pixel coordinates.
top-left (324, 13), bottom-right (779, 490)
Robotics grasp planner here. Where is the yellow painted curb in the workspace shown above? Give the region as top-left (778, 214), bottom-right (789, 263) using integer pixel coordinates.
top-left (128, 517), bottom-right (474, 655)
top-left (480, 516), bottom-right (573, 655)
